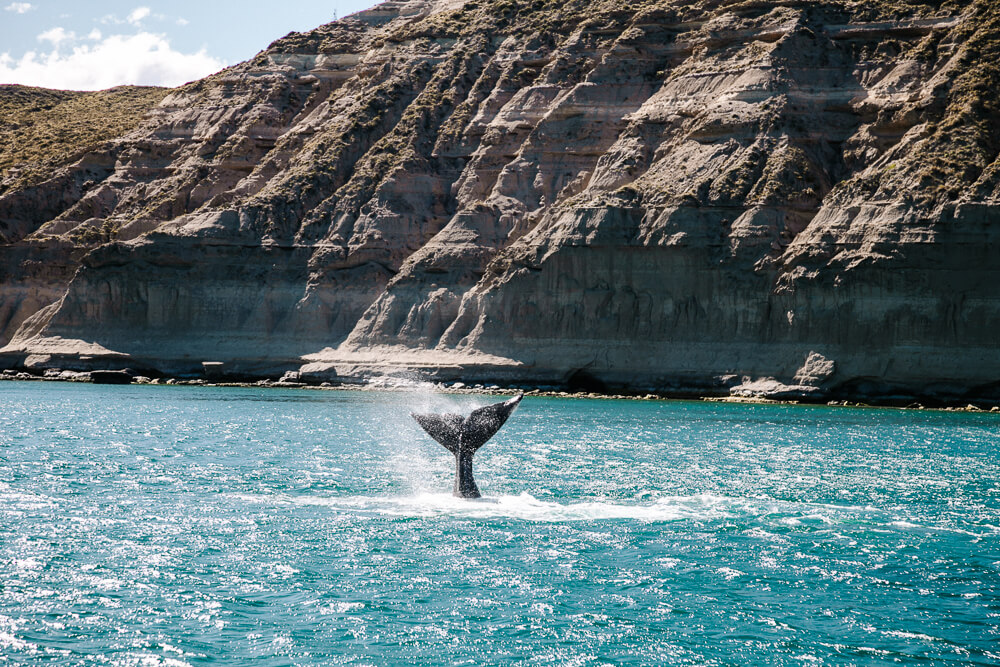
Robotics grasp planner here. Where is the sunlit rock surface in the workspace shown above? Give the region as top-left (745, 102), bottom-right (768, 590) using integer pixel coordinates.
top-left (1, 0), bottom-right (998, 401)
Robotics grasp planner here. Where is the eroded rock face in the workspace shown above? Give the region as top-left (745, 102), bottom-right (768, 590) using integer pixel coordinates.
top-left (1, 0), bottom-right (998, 401)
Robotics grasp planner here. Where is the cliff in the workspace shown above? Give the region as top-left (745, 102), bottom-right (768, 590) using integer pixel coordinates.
top-left (1, 0), bottom-right (998, 403)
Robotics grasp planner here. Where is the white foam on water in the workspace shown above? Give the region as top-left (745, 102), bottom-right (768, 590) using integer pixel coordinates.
top-left (883, 629), bottom-right (944, 642)
top-left (0, 630), bottom-right (34, 652)
top-left (0, 482), bottom-right (57, 510)
top-left (716, 567), bottom-right (745, 580)
top-left (226, 490), bottom-right (919, 529)
top-left (319, 602), bottom-right (364, 615)
top-left (280, 491), bottom-right (740, 522)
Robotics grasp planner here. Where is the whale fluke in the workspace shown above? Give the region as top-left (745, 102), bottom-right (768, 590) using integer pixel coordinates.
top-left (411, 394), bottom-right (523, 498)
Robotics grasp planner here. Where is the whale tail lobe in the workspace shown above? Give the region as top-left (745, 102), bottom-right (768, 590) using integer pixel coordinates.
top-left (411, 394), bottom-right (522, 498)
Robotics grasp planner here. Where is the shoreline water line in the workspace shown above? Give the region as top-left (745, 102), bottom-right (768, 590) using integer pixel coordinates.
top-left (2, 369), bottom-right (999, 414)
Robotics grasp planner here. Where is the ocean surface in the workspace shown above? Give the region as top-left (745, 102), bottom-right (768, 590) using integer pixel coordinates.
top-left (0, 382), bottom-right (997, 665)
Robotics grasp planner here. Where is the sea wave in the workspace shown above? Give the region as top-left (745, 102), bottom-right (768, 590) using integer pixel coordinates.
top-left (231, 491), bottom-right (774, 522)
top-left (223, 490), bottom-right (994, 536)
top-left (224, 491), bottom-right (989, 535)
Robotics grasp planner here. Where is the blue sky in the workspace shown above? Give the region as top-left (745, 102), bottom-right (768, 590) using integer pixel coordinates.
top-left (0, 1), bottom-right (378, 90)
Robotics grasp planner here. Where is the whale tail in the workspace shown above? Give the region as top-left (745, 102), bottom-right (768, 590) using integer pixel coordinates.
top-left (411, 394), bottom-right (522, 498)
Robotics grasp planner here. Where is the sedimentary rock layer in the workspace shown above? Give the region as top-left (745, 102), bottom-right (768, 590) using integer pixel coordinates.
top-left (1, 0), bottom-right (997, 401)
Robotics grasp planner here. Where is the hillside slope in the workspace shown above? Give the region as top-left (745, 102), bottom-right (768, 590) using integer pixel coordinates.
top-left (1, 0), bottom-right (997, 402)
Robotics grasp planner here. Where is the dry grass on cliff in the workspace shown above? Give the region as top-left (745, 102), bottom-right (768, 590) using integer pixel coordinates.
top-left (914, 0), bottom-right (1000, 200)
top-left (389, 0), bottom-right (971, 43)
top-left (0, 84), bottom-right (169, 193)
top-left (833, 0), bottom-right (1000, 204)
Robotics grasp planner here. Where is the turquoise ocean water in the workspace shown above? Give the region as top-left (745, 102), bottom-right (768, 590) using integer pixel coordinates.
top-left (0, 382), bottom-right (997, 665)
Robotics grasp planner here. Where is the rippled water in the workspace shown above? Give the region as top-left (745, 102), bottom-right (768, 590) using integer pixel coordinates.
top-left (1, 382), bottom-right (998, 665)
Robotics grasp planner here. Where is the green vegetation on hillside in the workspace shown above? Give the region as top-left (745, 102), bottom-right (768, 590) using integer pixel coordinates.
top-left (0, 84), bottom-right (169, 193)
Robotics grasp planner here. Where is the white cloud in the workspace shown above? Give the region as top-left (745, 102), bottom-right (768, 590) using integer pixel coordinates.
top-left (0, 32), bottom-right (226, 90)
top-left (4, 2), bottom-right (32, 13)
top-left (127, 6), bottom-right (151, 25)
top-left (87, 29), bottom-right (102, 41)
top-left (176, 17), bottom-right (189, 26)
top-left (37, 27), bottom-right (76, 47)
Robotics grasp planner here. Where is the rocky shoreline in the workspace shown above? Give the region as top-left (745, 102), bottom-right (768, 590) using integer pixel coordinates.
top-left (4, 367), bottom-right (998, 413)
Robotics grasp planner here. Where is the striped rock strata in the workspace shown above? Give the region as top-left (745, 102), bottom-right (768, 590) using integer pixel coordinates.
top-left (1, 0), bottom-right (998, 402)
